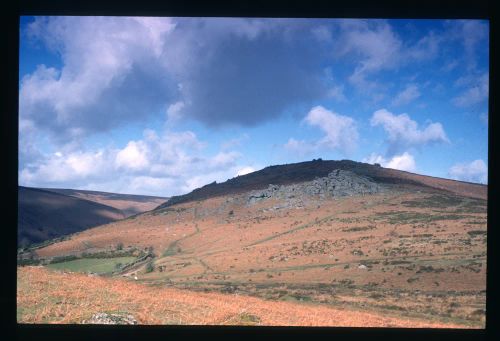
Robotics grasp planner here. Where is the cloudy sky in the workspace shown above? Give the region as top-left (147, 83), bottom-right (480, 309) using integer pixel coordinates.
top-left (19, 17), bottom-right (489, 196)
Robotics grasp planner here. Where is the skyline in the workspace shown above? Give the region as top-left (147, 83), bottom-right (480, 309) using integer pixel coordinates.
top-left (19, 17), bottom-right (489, 196)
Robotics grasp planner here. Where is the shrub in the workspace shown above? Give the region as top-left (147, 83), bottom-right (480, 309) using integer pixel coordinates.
top-left (145, 261), bottom-right (155, 273)
top-left (50, 255), bottom-right (79, 264)
top-left (116, 242), bottom-right (123, 251)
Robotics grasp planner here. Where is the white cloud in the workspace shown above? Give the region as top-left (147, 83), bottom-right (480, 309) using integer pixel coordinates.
top-left (19, 149), bottom-right (109, 184)
top-left (363, 153), bottom-right (386, 165)
top-left (445, 20), bottom-right (488, 70)
top-left (20, 17), bottom-right (177, 144)
top-left (285, 106), bottom-right (358, 156)
top-left (20, 16), bottom-right (333, 151)
top-left (166, 101), bottom-right (185, 122)
top-left (304, 106), bottom-right (358, 153)
top-left (115, 140), bottom-right (150, 171)
top-left (370, 109), bottom-right (448, 153)
top-left (235, 166), bottom-right (256, 177)
top-left (452, 73), bottom-right (489, 107)
top-left (385, 152), bottom-right (416, 172)
top-left (208, 152), bottom-right (241, 169)
top-left (284, 138), bottom-right (316, 156)
top-left (448, 159), bottom-right (487, 184)
top-left (334, 19), bottom-right (440, 96)
top-left (391, 84), bottom-right (421, 107)
top-left (19, 125), bottom-right (252, 196)
top-left (337, 20), bottom-right (402, 75)
top-left (327, 85), bottom-right (347, 102)
top-left (363, 152), bottom-right (416, 172)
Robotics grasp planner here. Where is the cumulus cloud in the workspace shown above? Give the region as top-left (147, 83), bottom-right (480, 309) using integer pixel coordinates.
top-left (235, 166), bottom-right (256, 177)
top-left (363, 152), bottom-right (416, 172)
top-left (19, 127), bottom-right (250, 196)
top-left (448, 159), bottom-right (487, 184)
top-left (391, 84), bottom-right (421, 107)
top-left (20, 149), bottom-right (111, 185)
top-left (285, 106), bottom-right (358, 156)
top-left (19, 16), bottom-right (333, 162)
top-left (370, 109), bottom-right (449, 154)
top-left (20, 17), bottom-right (178, 145)
top-left (304, 106), bottom-right (358, 153)
top-left (115, 141), bottom-right (150, 172)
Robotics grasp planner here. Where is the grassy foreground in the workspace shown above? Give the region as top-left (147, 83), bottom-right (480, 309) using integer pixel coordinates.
top-left (17, 266), bottom-right (472, 327)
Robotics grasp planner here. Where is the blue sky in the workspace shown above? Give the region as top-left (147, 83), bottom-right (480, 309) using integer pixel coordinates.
top-left (18, 17), bottom-right (489, 196)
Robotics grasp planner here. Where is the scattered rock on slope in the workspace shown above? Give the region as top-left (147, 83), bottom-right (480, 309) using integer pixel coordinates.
top-left (83, 312), bottom-right (138, 325)
top-left (247, 169), bottom-right (381, 204)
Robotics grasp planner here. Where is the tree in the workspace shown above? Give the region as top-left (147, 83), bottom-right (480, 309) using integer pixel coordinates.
top-left (145, 261), bottom-right (154, 273)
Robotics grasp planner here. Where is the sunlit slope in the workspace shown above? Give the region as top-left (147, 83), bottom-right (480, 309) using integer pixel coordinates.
top-left (31, 163), bottom-right (486, 327)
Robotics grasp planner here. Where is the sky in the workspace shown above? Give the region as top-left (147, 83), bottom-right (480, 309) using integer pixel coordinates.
top-left (18, 17), bottom-right (489, 196)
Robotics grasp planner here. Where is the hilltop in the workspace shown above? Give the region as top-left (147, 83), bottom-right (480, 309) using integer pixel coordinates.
top-left (158, 159), bottom-right (486, 209)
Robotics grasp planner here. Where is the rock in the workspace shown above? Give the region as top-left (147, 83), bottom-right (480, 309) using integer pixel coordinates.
top-left (83, 312), bottom-right (138, 325)
top-left (247, 169), bottom-right (381, 204)
top-left (358, 264), bottom-right (368, 270)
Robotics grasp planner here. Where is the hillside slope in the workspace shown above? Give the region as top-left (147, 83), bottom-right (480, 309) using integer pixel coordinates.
top-left (42, 188), bottom-right (168, 217)
top-left (18, 187), bottom-right (126, 246)
top-left (25, 160), bottom-right (487, 327)
top-left (17, 266), bottom-right (469, 328)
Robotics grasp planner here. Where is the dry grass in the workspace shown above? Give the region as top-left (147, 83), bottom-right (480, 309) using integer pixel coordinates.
top-left (18, 266), bottom-right (470, 328)
top-left (29, 187), bottom-right (486, 328)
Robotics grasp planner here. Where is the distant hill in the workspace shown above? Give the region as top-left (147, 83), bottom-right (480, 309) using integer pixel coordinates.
top-left (42, 188), bottom-right (168, 217)
top-left (157, 159), bottom-right (487, 209)
top-left (18, 187), bottom-right (168, 247)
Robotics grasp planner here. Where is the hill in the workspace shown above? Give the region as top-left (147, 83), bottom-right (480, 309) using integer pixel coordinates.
top-left (18, 186), bottom-right (168, 247)
top-left (158, 159), bottom-right (486, 209)
top-left (20, 159), bottom-right (487, 327)
top-left (42, 188), bottom-right (168, 217)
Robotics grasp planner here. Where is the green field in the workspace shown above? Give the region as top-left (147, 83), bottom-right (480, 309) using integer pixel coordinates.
top-left (46, 257), bottom-right (136, 274)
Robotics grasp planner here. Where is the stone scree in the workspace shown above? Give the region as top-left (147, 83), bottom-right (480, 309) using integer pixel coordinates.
top-left (83, 312), bottom-right (138, 325)
top-left (247, 169), bottom-right (382, 205)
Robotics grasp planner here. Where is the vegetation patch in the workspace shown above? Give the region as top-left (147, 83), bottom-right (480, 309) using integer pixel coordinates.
top-left (232, 312), bottom-right (261, 325)
top-left (401, 195), bottom-right (464, 209)
top-left (375, 211), bottom-right (466, 224)
top-left (342, 225), bottom-right (376, 232)
top-left (46, 256), bottom-right (136, 274)
top-left (467, 230), bottom-right (487, 237)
